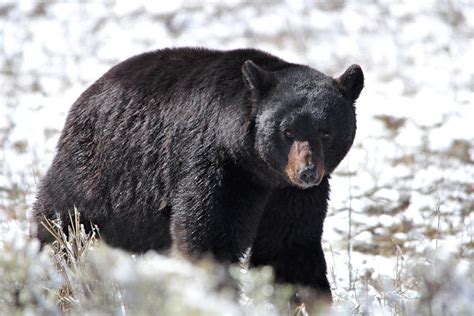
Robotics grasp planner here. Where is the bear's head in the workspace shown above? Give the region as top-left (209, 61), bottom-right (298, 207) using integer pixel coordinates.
top-left (242, 60), bottom-right (363, 189)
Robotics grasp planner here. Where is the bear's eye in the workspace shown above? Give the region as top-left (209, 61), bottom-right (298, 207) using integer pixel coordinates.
top-left (283, 129), bottom-right (295, 140)
top-left (320, 130), bottom-right (331, 141)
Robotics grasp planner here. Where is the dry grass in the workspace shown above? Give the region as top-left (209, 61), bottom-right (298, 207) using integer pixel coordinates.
top-left (1, 208), bottom-right (472, 315)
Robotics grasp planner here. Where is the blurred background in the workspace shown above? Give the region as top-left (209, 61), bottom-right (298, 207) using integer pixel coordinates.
top-left (1, 0), bottom-right (473, 314)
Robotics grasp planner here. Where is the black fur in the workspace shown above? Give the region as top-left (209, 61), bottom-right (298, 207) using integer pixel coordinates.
top-left (33, 47), bottom-right (363, 299)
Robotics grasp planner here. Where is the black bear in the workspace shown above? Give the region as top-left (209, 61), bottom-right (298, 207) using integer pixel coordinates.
top-left (33, 48), bottom-right (363, 302)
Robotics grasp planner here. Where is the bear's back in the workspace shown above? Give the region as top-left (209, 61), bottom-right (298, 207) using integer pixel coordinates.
top-left (101, 47), bottom-right (289, 94)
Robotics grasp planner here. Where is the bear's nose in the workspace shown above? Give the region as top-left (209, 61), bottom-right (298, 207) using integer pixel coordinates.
top-left (298, 165), bottom-right (316, 184)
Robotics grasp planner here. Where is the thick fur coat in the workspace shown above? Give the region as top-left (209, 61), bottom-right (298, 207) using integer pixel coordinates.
top-left (33, 48), bottom-right (364, 300)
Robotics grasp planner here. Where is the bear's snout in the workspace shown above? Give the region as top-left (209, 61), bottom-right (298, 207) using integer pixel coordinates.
top-left (298, 165), bottom-right (315, 183)
top-left (297, 163), bottom-right (325, 186)
top-left (286, 141), bottom-right (325, 188)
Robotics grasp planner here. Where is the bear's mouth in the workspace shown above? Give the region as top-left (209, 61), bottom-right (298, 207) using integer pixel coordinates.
top-left (286, 168), bottom-right (325, 189)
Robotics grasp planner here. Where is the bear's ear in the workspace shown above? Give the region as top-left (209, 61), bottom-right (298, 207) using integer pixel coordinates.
top-left (336, 64), bottom-right (364, 103)
top-left (242, 60), bottom-right (275, 99)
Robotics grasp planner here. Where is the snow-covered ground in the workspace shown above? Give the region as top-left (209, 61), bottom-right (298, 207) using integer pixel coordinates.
top-left (1, 0), bottom-right (473, 314)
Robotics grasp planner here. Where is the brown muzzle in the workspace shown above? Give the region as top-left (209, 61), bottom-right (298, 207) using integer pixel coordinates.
top-left (285, 141), bottom-right (325, 188)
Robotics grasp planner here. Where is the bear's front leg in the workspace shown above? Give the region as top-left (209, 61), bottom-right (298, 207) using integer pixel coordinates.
top-left (171, 161), bottom-right (269, 263)
top-left (250, 179), bottom-right (332, 306)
